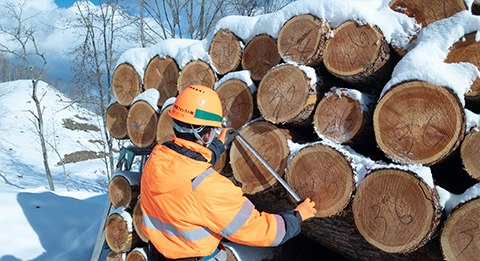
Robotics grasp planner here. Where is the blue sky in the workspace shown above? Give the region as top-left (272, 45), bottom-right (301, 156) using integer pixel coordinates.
top-left (54, 0), bottom-right (99, 8)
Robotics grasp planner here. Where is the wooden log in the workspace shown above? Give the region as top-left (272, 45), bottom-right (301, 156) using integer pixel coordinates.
top-left (177, 59), bottom-right (217, 92)
top-left (143, 55), bottom-right (179, 107)
top-left (440, 196), bottom-right (480, 261)
top-left (132, 197), bottom-right (149, 243)
top-left (216, 78), bottom-right (254, 129)
top-left (113, 63), bottom-right (143, 106)
top-left (126, 247), bottom-right (148, 261)
top-left (313, 88), bottom-right (374, 144)
top-left (127, 100), bottom-right (159, 149)
top-left (277, 14), bottom-right (331, 67)
top-left (229, 120), bottom-right (289, 194)
top-left (241, 34), bottom-right (281, 82)
top-left (209, 28), bottom-right (243, 75)
top-left (105, 208), bottom-right (141, 253)
top-left (107, 250), bottom-right (125, 261)
top-left (445, 32), bottom-right (480, 103)
top-left (285, 142), bottom-right (355, 217)
top-left (106, 102), bottom-right (129, 140)
top-left (473, 0), bottom-right (480, 15)
top-left (374, 80), bottom-right (466, 166)
top-left (352, 168), bottom-right (442, 254)
top-left (460, 125), bottom-right (480, 181)
top-left (323, 20), bottom-right (394, 91)
top-left (156, 103), bottom-right (175, 145)
top-left (257, 63), bottom-right (318, 125)
top-left (108, 171), bottom-right (141, 209)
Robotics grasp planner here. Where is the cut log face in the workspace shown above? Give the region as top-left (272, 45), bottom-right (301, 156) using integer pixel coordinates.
top-left (313, 90), bottom-right (366, 143)
top-left (127, 100), bottom-right (158, 149)
top-left (107, 102), bottom-right (129, 140)
top-left (460, 126), bottom-right (480, 181)
top-left (126, 248), bottom-right (147, 261)
top-left (156, 104), bottom-right (175, 145)
top-left (107, 250), bottom-right (124, 261)
top-left (257, 64), bottom-right (317, 125)
top-left (374, 80), bottom-right (465, 166)
top-left (109, 175), bottom-right (140, 209)
top-left (177, 60), bottom-right (216, 92)
top-left (277, 14), bottom-right (330, 66)
top-left (389, 0), bottom-right (467, 28)
top-left (229, 121), bottom-right (289, 194)
top-left (216, 78), bottom-right (254, 129)
top-left (323, 20), bottom-right (390, 88)
top-left (242, 34), bottom-right (281, 81)
top-left (132, 198), bottom-right (149, 243)
top-left (445, 32), bottom-right (480, 102)
top-left (209, 28), bottom-right (243, 75)
top-left (352, 168), bottom-right (442, 254)
top-left (113, 63), bottom-right (143, 106)
top-left (441, 196), bottom-right (480, 261)
top-left (105, 212), bottom-right (140, 253)
top-left (143, 55), bottom-right (179, 107)
top-left (285, 143), bottom-right (355, 217)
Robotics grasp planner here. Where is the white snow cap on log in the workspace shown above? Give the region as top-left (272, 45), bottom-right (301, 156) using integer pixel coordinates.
top-left (115, 48), bottom-right (151, 81)
top-left (161, 97), bottom-right (177, 113)
top-left (214, 70), bottom-right (257, 94)
top-left (110, 206), bottom-right (134, 232)
top-left (437, 183), bottom-right (480, 217)
top-left (111, 171), bottom-right (142, 186)
top-left (327, 87), bottom-right (374, 113)
top-left (131, 88), bottom-right (160, 114)
top-left (465, 109), bottom-right (480, 132)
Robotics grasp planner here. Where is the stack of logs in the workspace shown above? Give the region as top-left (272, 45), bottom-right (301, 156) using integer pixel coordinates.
top-left (104, 0), bottom-right (480, 260)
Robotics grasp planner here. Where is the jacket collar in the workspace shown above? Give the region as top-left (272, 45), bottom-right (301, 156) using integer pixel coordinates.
top-left (170, 137), bottom-right (213, 163)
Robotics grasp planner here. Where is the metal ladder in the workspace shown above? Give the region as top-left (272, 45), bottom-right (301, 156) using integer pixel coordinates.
top-left (90, 146), bottom-right (152, 261)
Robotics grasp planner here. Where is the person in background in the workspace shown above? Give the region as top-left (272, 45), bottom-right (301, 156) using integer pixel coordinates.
top-left (141, 85), bottom-right (317, 261)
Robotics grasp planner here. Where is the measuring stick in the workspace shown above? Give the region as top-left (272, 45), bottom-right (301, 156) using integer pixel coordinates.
top-left (236, 134), bottom-right (302, 203)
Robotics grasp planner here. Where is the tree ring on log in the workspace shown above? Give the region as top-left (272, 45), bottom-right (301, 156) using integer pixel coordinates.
top-left (133, 197), bottom-right (149, 243)
top-left (216, 78), bottom-right (254, 129)
top-left (242, 34), bottom-right (281, 81)
top-left (277, 14), bottom-right (331, 66)
top-left (156, 104), bottom-right (175, 145)
top-left (285, 143), bottom-right (355, 217)
top-left (460, 126), bottom-right (480, 181)
top-left (106, 102), bottom-right (129, 140)
top-left (105, 212), bottom-right (139, 253)
top-left (127, 100), bottom-right (158, 149)
top-left (373, 80), bottom-right (465, 166)
top-left (257, 64), bottom-right (317, 125)
top-left (209, 28), bottom-right (243, 75)
top-left (112, 63), bottom-right (143, 106)
top-left (108, 175), bottom-right (139, 209)
top-left (441, 196), bottom-right (480, 261)
top-left (352, 168), bottom-right (442, 254)
top-left (229, 120), bottom-right (289, 194)
top-left (177, 60), bottom-right (216, 93)
top-left (143, 55), bottom-right (179, 107)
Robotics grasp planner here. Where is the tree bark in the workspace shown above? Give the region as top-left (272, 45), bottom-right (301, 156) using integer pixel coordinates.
top-left (209, 28), bottom-right (243, 75)
top-left (277, 14), bottom-right (331, 67)
top-left (242, 34), bottom-right (281, 81)
top-left (112, 63), bottom-right (143, 106)
top-left (373, 80), bottom-right (466, 166)
top-left (177, 59), bottom-right (217, 92)
top-left (143, 55), bottom-right (180, 107)
top-left (106, 102), bottom-right (129, 140)
top-left (216, 78), bottom-right (254, 130)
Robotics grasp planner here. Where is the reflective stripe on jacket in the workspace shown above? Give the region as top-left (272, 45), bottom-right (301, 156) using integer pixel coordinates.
top-left (141, 137), bottom-right (287, 259)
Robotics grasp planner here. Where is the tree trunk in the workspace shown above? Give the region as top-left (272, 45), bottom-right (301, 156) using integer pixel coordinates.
top-left (445, 32), bottom-right (480, 103)
top-left (352, 168), bottom-right (442, 254)
top-left (177, 59), bottom-right (217, 92)
top-left (105, 210), bottom-right (142, 253)
top-left (132, 197), bottom-right (149, 243)
top-left (106, 102), bottom-right (129, 140)
top-left (440, 196), bottom-right (480, 261)
top-left (112, 63), bottom-right (143, 106)
top-left (313, 88), bottom-right (374, 144)
top-left (242, 33), bottom-right (281, 82)
top-left (156, 104), bottom-right (175, 145)
top-left (209, 28), bottom-right (243, 75)
top-left (229, 120), bottom-right (289, 195)
top-left (285, 142), bottom-right (355, 218)
top-left (257, 64), bottom-right (318, 125)
top-left (460, 125), bottom-right (480, 181)
top-left (127, 100), bottom-right (158, 149)
top-left (323, 20), bottom-right (394, 91)
top-left (143, 55), bottom-right (180, 107)
top-left (108, 172), bottom-right (141, 209)
top-left (216, 78), bottom-right (254, 129)
top-left (277, 14), bottom-right (331, 67)
top-left (373, 80), bottom-right (466, 166)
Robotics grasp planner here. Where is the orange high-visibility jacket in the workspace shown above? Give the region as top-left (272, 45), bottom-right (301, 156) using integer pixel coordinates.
top-left (141, 137), bottom-right (298, 259)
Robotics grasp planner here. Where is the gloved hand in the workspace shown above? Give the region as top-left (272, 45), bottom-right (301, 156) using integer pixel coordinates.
top-left (218, 128), bottom-right (239, 148)
top-left (294, 198), bottom-right (317, 221)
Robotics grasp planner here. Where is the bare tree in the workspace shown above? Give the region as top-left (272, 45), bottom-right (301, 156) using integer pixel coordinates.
top-left (0, 0), bottom-right (55, 191)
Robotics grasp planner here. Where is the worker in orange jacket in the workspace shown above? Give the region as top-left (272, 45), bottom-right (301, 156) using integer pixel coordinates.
top-left (141, 85), bottom-right (316, 261)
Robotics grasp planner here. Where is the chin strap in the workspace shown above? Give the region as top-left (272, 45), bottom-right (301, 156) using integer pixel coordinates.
top-left (172, 120), bottom-right (216, 146)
